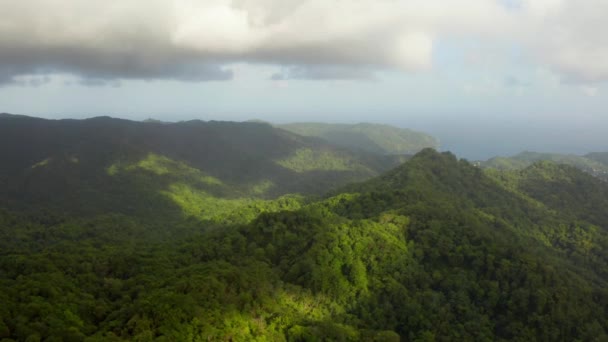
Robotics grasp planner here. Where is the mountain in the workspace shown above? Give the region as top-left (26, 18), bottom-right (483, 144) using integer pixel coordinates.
top-left (1, 122), bottom-right (608, 340)
top-left (478, 151), bottom-right (608, 181)
top-left (0, 114), bottom-right (405, 221)
top-left (277, 122), bottom-right (439, 155)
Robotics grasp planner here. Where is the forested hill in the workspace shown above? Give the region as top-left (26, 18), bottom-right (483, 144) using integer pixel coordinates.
top-left (277, 122), bottom-right (439, 155)
top-left (478, 150), bottom-right (608, 181)
top-left (322, 149), bottom-right (608, 339)
top-left (0, 114), bottom-right (405, 218)
top-left (2, 146), bottom-right (608, 340)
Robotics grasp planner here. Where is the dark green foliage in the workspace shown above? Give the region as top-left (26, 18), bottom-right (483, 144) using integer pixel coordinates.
top-left (1, 121), bottom-right (608, 341)
top-left (0, 114), bottom-right (402, 219)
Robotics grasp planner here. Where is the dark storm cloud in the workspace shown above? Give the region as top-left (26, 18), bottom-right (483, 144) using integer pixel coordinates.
top-left (0, 46), bottom-right (234, 85)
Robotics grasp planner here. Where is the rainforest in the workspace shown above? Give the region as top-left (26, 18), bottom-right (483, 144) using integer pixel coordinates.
top-left (1, 114), bottom-right (608, 341)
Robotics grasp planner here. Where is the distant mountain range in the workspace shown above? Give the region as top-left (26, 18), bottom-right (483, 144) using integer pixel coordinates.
top-left (277, 122), bottom-right (439, 155)
top-left (476, 151), bottom-right (608, 181)
top-left (0, 114), bottom-right (419, 220)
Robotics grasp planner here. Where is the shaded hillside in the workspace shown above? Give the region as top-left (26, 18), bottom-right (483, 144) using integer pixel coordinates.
top-left (478, 151), bottom-right (608, 181)
top-left (486, 161), bottom-right (608, 228)
top-left (2, 149), bottom-right (608, 340)
top-left (0, 114), bottom-right (402, 219)
top-left (277, 122), bottom-right (439, 155)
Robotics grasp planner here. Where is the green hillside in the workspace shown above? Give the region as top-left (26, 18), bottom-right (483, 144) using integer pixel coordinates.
top-left (1, 115), bottom-right (608, 341)
top-left (0, 114), bottom-right (404, 221)
top-left (479, 151), bottom-right (608, 181)
top-left (277, 122), bottom-right (439, 155)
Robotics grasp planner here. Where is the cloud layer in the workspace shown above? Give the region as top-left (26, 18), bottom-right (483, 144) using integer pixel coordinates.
top-left (0, 0), bottom-right (605, 84)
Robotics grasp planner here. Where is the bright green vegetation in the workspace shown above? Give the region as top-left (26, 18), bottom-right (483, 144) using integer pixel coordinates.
top-left (277, 122), bottom-right (439, 155)
top-left (276, 148), bottom-right (374, 173)
top-left (1, 114), bottom-right (608, 341)
top-left (250, 180), bottom-right (274, 195)
top-left (31, 158), bottom-right (51, 169)
top-left (161, 183), bottom-right (304, 224)
top-left (109, 153), bottom-right (223, 185)
top-left (479, 151), bottom-right (608, 181)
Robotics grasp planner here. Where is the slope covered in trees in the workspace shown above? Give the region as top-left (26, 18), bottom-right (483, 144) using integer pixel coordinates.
top-left (1, 144), bottom-right (608, 341)
top-left (277, 122), bottom-right (439, 155)
top-left (0, 114), bottom-right (406, 219)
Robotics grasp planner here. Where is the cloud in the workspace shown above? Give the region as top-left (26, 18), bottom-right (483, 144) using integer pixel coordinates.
top-left (0, 0), bottom-right (606, 85)
top-left (270, 66), bottom-right (376, 81)
top-left (519, 0), bottom-right (608, 83)
top-left (504, 76), bottom-right (531, 87)
top-left (0, 0), bottom-right (509, 85)
top-left (78, 78), bottom-right (122, 88)
top-left (582, 86), bottom-right (599, 97)
top-left (2, 74), bottom-right (52, 88)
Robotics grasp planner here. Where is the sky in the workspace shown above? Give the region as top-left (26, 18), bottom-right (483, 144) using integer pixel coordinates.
top-left (0, 0), bottom-right (607, 159)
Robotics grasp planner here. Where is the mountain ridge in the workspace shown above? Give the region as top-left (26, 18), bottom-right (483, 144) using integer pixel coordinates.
top-left (277, 122), bottom-right (439, 155)
top-left (1, 118), bottom-right (608, 340)
top-left (0, 114), bottom-right (407, 220)
top-left (477, 150), bottom-right (608, 181)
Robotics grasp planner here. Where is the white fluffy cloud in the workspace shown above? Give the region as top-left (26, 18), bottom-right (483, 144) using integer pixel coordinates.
top-left (0, 0), bottom-right (605, 84)
top-left (520, 0), bottom-right (608, 83)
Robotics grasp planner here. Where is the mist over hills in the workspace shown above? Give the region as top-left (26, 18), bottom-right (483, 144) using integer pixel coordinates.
top-left (1, 114), bottom-right (608, 340)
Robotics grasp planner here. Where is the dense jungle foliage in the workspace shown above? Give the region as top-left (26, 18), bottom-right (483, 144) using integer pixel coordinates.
top-left (1, 115), bottom-right (608, 341)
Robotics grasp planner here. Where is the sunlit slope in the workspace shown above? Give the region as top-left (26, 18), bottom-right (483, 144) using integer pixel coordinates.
top-left (278, 122), bottom-right (439, 155)
top-left (318, 149), bottom-right (608, 339)
top-left (2, 148), bottom-right (608, 340)
top-left (0, 114), bottom-right (402, 219)
top-left (3, 149), bottom-right (608, 340)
